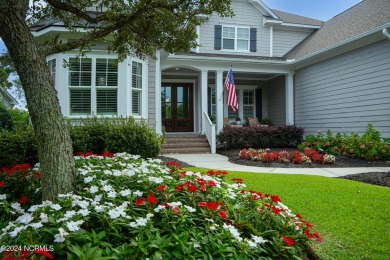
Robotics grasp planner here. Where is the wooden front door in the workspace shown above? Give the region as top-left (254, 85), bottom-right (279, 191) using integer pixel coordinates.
top-left (162, 83), bottom-right (193, 132)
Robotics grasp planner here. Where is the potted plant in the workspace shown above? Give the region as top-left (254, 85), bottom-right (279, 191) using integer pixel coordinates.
top-left (235, 117), bottom-right (241, 125)
top-left (260, 117), bottom-right (271, 126)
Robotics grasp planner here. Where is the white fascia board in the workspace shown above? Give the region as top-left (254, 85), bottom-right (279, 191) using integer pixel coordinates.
top-left (0, 87), bottom-right (18, 105)
top-left (294, 23), bottom-right (390, 65)
top-left (249, 0), bottom-right (279, 19)
top-left (263, 18), bottom-right (321, 30)
top-left (31, 26), bottom-right (88, 37)
top-left (280, 23), bottom-right (322, 29)
top-left (166, 54), bottom-right (290, 65)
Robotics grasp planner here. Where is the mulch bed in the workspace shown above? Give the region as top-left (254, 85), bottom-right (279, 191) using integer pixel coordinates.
top-left (157, 149), bottom-right (390, 188)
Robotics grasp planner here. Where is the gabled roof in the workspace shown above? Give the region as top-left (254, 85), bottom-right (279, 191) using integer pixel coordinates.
top-left (285, 0), bottom-right (390, 60)
top-left (271, 9), bottom-right (323, 27)
top-left (0, 87), bottom-right (18, 106)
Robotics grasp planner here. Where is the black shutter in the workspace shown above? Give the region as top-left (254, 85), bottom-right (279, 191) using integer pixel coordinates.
top-left (250, 28), bottom-right (257, 52)
top-left (214, 25), bottom-right (222, 50)
top-left (255, 88), bottom-right (262, 119)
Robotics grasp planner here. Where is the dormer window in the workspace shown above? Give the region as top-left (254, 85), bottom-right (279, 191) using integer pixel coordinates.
top-left (222, 26), bottom-right (250, 51)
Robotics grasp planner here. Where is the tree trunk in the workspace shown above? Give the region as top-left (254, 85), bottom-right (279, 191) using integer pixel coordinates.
top-left (0, 0), bottom-right (76, 201)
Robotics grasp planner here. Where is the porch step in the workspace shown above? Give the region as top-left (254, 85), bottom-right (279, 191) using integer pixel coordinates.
top-left (161, 134), bottom-right (211, 154)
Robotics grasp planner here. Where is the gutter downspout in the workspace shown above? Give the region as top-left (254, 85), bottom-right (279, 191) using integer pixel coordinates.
top-left (383, 28), bottom-right (390, 40)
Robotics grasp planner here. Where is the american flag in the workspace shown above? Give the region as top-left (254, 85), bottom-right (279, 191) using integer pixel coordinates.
top-left (225, 67), bottom-right (238, 112)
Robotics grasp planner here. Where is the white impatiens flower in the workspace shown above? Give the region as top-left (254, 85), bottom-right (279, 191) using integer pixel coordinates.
top-left (102, 184), bottom-right (113, 192)
top-left (40, 213), bottom-right (49, 223)
top-left (66, 220), bottom-right (84, 232)
top-left (154, 205), bottom-right (166, 213)
top-left (54, 228), bottom-right (69, 243)
top-left (133, 190), bottom-right (143, 197)
top-left (11, 202), bottom-right (25, 214)
top-left (89, 186), bottom-right (99, 194)
top-left (76, 200), bottom-right (89, 209)
top-left (107, 191), bottom-right (117, 198)
top-left (83, 176), bottom-right (95, 183)
top-left (29, 222), bottom-right (43, 229)
top-left (167, 201), bottom-right (182, 207)
top-left (120, 189), bottom-right (131, 197)
top-left (148, 176), bottom-right (164, 184)
top-left (94, 205), bottom-right (105, 213)
top-left (247, 239), bottom-right (257, 248)
top-left (0, 194), bottom-right (6, 200)
top-left (251, 235), bottom-right (267, 244)
top-left (78, 209), bottom-right (90, 217)
top-left (9, 226), bottom-right (26, 238)
top-left (50, 204), bottom-right (62, 211)
top-left (64, 210), bottom-right (77, 219)
top-left (94, 195), bottom-right (102, 202)
top-left (184, 205), bottom-right (196, 213)
top-left (223, 223), bottom-right (242, 242)
top-left (16, 213), bottom-right (34, 224)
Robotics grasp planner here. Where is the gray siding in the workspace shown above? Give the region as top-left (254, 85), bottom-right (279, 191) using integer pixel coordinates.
top-left (267, 76), bottom-right (286, 126)
top-left (295, 40), bottom-right (390, 137)
top-left (148, 60), bottom-right (157, 129)
top-left (273, 29), bottom-right (311, 57)
top-left (199, 0), bottom-right (270, 56)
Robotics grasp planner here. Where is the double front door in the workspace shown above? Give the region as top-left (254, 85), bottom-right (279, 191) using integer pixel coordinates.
top-left (161, 83), bottom-right (193, 132)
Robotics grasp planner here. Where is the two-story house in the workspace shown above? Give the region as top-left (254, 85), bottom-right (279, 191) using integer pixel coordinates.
top-left (31, 0), bottom-right (390, 153)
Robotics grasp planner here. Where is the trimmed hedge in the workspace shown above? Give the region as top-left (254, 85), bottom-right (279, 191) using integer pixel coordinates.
top-left (217, 125), bottom-right (304, 149)
top-left (0, 116), bottom-right (163, 167)
top-left (0, 105), bottom-right (13, 131)
top-left (0, 127), bottom-right (38, 167)
top-left (70, 116), bottom-right (163, 158)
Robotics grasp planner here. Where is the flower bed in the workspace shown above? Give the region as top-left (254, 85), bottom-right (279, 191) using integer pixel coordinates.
top-left (1, 153), bottom-right (322, 259)
top-left (239, 148), bottom-right (336, 164)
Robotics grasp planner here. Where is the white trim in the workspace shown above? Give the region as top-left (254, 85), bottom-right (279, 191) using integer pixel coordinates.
top-left (200, 70), bottom-right (208, 134)
top-left (31, 27), bottom-right (88, 37)
top-left (195, 26), bottom-right (200, 53)
top-left (270, 26), bottom-right (273, 57)
top-left (221, 25), bottom-right (250, 52)
top-left (215, 70), bottom-right (224, 133)
top-left (285, 73), bottom-right (294, 125)
top-left (249, 0), bottom-right (279, 19)
top-left (155, 51), bottom-right (162, 134)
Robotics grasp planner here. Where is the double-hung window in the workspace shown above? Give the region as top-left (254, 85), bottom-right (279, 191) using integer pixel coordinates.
top-left (222, 26), bottom-right (250, 51)
top-left (68, 57), bottom-right (118, 116)
top-left (131, 61), bottom-right (143, 116)
top-left (243, 90), bottom-right (255, 119)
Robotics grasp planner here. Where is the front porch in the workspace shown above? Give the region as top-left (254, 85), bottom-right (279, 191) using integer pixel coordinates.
top-left (156, 61), bottom-right (294, 153)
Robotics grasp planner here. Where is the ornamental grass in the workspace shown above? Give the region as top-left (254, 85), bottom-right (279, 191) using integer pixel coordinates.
top-left (1, 153), bottom-right (321, 259)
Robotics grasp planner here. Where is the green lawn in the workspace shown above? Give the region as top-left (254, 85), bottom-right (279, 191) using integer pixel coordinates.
top-left (186, 167), bottom-right (390, 260)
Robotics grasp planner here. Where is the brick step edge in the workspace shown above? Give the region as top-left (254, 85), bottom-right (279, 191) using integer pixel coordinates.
top-left (163, 143), bottom-right (210, 148)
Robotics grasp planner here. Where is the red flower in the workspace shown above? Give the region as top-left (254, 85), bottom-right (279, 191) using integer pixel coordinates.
top-left (295, 213), bottom-right (303, 219)
top-left (0, 181), bottom-right (4, 187)
top-left (156, 185), bottom-right (166, 192)
top-left (271, 195), bottom-right (281, 203)
top-left (313, 232), bottom-right (323, 242)
top-left (282, 236), bottom-right (295, 246)
top-left (166, 161), bottom-right (181, 168)
top-left (172, 207), bottom-right (180, 215)
top-left (33, 248), bottom-right (54, 259)
top-left (34, 172), bottom-right (41, 179)
top-left (200, 187), bottom-right (207, 192)
top-left (231, 178), bottom-right (243, 184)
top-left (304, 229), bottom-right (314, 239)
top-left (271, 206), bottom-right (283, 215)
top-left (134, 198), bottom-right (145, 206)
top-left (206, 202), bottom-right (218, 211)
top-left (198, 202), bottom-right (207, 207)
top-left (19, 196), bottom-right (28, 204)
top-left (207, 181), bottom-right (216, 187)
top-left (147, 194), bottom-right (158, 204)
top-left (187, 184), bottom-right (197, 193)
top-left (100, 151), bottom-right (114, 157)
top-left (175, 185), bottom-right (183, 192)
top-left (218, 210), bottom-right (228, 219)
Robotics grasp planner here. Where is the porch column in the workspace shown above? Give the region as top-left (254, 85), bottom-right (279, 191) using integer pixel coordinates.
top-left (155, 51), bottom-right (162, 134)
top-left (285, 73), bottom-right (294, 125)
top-left (216, 70), bottom-right (224, 132)
top-left (200, 70), bottom-right (208, 133)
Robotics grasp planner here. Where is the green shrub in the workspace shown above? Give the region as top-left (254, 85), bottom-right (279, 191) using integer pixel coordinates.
top-left (7, 109), bottom-right (30, 129)
top-left (0, 127), bottom-right (38, 167)
top-left (0, 105), bottom-right (13, 131)
top-left (300, 124), bottom-right (390, 161)
top-left (217, 125), bottom-right (304, 149)
top-left (70, 116), bottom-right (163, 158)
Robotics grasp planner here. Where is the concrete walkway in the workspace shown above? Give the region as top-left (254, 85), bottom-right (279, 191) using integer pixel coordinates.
top-left (163, 153), bottom-right (390, 178)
